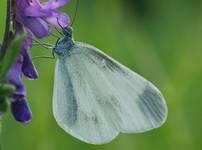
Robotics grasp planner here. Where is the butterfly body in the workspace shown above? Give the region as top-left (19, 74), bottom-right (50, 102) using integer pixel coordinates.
top-left (52, 26), bottom-right (168, 144)
top-left (53, 27), bottom-right (74, 56)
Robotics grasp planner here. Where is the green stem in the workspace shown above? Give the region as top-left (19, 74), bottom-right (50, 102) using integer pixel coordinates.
top-left (0, 0), bottom-right (12, 61)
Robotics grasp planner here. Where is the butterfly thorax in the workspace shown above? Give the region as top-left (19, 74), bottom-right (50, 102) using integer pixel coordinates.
top-left (53, 26), bottom-right (74, 56)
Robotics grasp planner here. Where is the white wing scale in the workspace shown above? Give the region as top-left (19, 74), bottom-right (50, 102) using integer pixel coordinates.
top-left (53, 42), bottom-right (168, 144)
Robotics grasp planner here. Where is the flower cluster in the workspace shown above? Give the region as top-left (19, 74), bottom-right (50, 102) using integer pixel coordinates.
top-left (5, 0), bottom-right (69, 123)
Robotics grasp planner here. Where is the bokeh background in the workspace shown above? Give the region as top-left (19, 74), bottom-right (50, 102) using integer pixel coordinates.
top-left (1, 0), bottom-right (202, 150)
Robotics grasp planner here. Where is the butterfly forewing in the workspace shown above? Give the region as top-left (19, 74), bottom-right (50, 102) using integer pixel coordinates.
top-left (53, 42), bottom-right (167, 144)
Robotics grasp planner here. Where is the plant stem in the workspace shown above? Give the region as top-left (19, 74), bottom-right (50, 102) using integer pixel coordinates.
top-left (0, 0), bottom-right (12, 61)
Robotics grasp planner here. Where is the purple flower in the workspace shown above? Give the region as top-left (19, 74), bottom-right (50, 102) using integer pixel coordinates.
top-left (21, 38), bottom-right (38, 79)
top-left (7, 38), bottom-right (37, 123)
top-left (16, 0), bottom-right (70, 38)
top-left (11, 98), bottom-right (32, 124)
top-left (6, 0), bottom-right (69, 124)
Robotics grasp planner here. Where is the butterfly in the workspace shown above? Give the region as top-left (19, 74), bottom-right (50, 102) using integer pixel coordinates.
top-left (52, 26), bottom-right (168, 144)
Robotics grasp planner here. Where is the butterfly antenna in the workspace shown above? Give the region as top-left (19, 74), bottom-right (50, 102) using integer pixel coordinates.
top-left (57, 18), bottom-right (64, 29)
top-left (32, 56), bottom-right (55, 60)
top-left (51, 32), bottom-right (61, 38)
top-left (71, 0), bottom-right (80, 27)
top-left (32, 50), bottom-right (55, 60)
top-left (32, 39), bottom-right (55, 49)
top-left (55, 27), bottom-right (63, 36)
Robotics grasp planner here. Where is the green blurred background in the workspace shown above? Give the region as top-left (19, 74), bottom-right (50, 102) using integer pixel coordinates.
top-left (1, 0), bottom-right (202, 149)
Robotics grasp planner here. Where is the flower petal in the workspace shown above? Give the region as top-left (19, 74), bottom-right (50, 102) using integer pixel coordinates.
top-left (24, 6), bottom-right (52, 17)
top-left (7, 55), bottom-right (26, 97)
top-left (22, 51), bottom-right (38, 80)
top-left (45, 12), bottom-right (70, 28)
top-left (11, 98), bottom-right (32, 124)
top-left (21, 39), bottom-right (38, 79)
top-left (29, 0), bottom-right (41, 8)
top-left (16, 0), bottom-right (69, 38)
top-left (43, 0), bottom-right (69, 9)
top-left (16, 0), bottom-right (29, 10)
top-left (23, 17), bottom-right (50, 38)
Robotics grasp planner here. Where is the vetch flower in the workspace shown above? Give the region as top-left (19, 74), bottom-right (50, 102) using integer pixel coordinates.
top-left (11, 98), bottom-right (32, 124)
top-left (21, 38), bottom-right (38, 79)
top-left (7, 38), bottom-right (38, 123)
top-left (6, 0), bottom-right (69, 124)
top-left (16, 0), bottom-right (70, 38)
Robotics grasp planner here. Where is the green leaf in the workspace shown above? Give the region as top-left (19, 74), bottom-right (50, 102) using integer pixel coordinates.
top-left (0, 83), bottom-right (15, 96)
top-left (0, 34), bottom-right (25, 78)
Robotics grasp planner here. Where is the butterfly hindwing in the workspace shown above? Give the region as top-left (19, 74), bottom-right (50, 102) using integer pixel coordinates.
top-left (53, 42), bottom-right (167, 144)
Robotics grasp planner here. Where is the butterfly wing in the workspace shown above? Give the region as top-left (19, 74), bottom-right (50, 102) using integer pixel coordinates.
top-left (53, 42), bottom-right (168, 144)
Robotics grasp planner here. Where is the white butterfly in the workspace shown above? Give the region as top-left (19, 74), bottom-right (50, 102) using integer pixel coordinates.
top-left (52, 27), bottom-right (168, 144)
